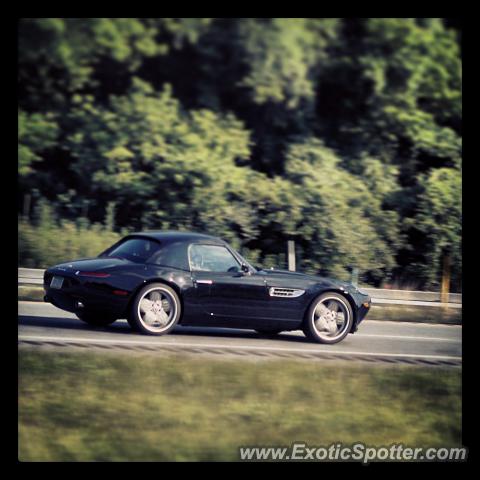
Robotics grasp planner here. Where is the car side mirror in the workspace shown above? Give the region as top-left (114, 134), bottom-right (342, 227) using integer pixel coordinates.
top-left (241, 263), bottom-right (250, 274)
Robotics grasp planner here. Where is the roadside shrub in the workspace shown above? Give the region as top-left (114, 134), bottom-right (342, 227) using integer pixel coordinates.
top-left (18, 202), bottom-right (122, 268)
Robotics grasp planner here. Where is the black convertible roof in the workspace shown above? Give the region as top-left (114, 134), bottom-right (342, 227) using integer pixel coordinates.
top-left (128, 230), bottom-right (227, 245)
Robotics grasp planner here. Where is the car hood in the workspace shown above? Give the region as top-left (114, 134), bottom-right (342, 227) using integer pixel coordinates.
top-left (260, 268), bottom-right (349, 289)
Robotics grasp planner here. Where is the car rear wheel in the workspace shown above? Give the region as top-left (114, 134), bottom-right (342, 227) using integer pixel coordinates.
top-left (128, 283), bottom-right (181, 335)
top-left (76, 312), bottom-right (117, 327)
top-left (303, 292), bottom-right (353, 344)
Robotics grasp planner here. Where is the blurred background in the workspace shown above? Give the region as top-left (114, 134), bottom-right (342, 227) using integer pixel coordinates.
top-left (18, 18), bottom-right (462, 291)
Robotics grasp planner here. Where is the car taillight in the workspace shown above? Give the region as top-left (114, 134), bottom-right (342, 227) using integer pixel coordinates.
top-left (77, 271), bottom-right (111, 278)
top-left (113, 290), bottom-right (129, 296)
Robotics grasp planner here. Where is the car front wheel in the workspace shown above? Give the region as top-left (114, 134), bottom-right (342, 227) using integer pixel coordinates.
top-left (303, 292), bottom-right (353, 344)
top-left (128, 283), bottom-right (181, 335)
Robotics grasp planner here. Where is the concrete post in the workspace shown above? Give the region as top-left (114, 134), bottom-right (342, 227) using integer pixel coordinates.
top-left (287, 240), bottom-right (296, 272)
top-left (441, 253), bottom-right (451, 306)
top-left (351, 267), bottom-right (359, 287)
top-left (23, 193), bottom-right (31, 218)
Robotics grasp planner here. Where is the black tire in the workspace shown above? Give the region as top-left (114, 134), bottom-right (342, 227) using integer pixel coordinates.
top-left (128, 282), bottom-right (181, 335)
top-left (255, 328), bottom-right (283, 336)
top-left (302, 292), bottom-right (353, 344)
top-left (76, 312), bottom-right (117, 327)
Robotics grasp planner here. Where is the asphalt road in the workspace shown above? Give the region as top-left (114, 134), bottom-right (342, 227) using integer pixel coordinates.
top-left (18, 301), bottom-right (462, 366)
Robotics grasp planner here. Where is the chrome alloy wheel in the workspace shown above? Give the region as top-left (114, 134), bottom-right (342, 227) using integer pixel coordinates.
top-left (137, 286), bottom-right (178, 333)
top-left (311, 296), bottom-right (350, 342)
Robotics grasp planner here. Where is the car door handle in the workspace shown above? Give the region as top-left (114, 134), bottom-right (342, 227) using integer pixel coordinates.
top-left (196, 279), bottom-right (213, 285)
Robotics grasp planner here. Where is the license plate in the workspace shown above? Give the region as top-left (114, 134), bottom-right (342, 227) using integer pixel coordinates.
top-left (50, 276), bottom-right (64, 289)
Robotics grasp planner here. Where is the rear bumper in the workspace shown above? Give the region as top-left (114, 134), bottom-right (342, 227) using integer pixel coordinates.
top-left (44, 269), bottom-right (131, 317)
top-left (44, 291), bottom-right (86, 314)
top-left (44, 288), bottom-right (129, 317)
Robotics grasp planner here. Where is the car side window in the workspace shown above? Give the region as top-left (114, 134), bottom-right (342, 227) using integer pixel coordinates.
top-left (105, 238), bottom-right (161, 264)
top-left (149, 241), bottom-right (190, 270)
top-left (189, 244), bottom-right (240, 272)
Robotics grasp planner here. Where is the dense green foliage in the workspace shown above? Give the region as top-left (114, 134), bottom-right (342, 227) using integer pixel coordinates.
top-left (18, 18), bottom-right (462, 289)
top-left (18, 201), bottom-right (122, 268)
top-left (19, 350), bottom-right (461, 460)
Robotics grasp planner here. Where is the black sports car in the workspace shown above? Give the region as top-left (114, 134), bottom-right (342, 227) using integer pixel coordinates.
top-left (44, 231), bottom-right (371, 344)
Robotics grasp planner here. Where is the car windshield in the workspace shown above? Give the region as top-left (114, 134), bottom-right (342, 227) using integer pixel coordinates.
top-left (104, 238), bottom-right (161, 264)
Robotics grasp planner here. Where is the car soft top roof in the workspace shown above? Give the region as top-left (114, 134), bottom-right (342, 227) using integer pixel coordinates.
top-left (101, 231), bottom-right (232, 271)
top-left (127, 230), bottom-right (227, 246)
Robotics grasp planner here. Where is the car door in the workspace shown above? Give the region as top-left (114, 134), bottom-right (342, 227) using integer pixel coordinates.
top-left (189, 243), bottom-right (271, 326)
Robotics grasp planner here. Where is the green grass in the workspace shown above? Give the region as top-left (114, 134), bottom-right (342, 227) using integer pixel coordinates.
top-left (18, 350), bottom-right (462, 461)
top-left (18, 286), bottom-right (45, 302)
top-left (367, 304), bottom-right (462, 325)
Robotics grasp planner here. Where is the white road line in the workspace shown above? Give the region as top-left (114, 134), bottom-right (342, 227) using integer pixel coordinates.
top-left (364, 319), bottom-right (462, 329)
top-left (355, 333), bottom-right (460, 343)
top-left (18, 334), bottom-right (462, 362)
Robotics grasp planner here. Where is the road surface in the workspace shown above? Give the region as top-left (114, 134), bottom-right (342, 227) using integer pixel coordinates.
top-left (18, 301), bottom-right (462, 366)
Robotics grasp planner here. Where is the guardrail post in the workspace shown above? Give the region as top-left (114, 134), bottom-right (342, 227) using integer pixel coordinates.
top-left (441, 253), bottom-right (451, 307)
top-left (23, 194), bottom-right (31, 218)
top-left (351, 267), bottom-right (358, 287)
top-left (287, 240), bottom-right (296, 272)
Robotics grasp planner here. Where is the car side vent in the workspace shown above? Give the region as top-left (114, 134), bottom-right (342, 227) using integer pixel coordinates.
top-left (268, 287), bottom-right (305, 298)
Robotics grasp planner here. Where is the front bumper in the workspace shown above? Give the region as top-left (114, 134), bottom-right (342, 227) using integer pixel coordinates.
top-left (348, 290), bottom-right (371, 332)
top-left (357, 297), bottom-right (371, 323)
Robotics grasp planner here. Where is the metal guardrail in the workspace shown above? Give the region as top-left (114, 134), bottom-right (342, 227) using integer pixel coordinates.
top-left (360, 287), bottom-right (462, 304)
top-left (18, 268), bottom-right (462, 308)
top-left (18, 268), bottom-right (44, 286)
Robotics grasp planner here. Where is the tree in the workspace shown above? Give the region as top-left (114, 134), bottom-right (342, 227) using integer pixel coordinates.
top-left (18, 18), bottom-right (462, 288)
top-left (18, 110), bottom-right (58, 177)
top-left (406, 167), bottom-right (461, 290)
top-left (18, 18), bottom-right (213, 111)
top-left (64, 79), bottom-right (252, 228)
top-left (284, 140), bottom-right (399, 283)
top-left (315, 18), bottom-right (461, 173)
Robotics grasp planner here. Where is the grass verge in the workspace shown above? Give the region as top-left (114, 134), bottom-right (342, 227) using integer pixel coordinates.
top-left (367, 304), bottom-right (461, 325)
top-left (19, 350), bottom-right (462, 461)
top-left (18, 286), bottom-right (45, 302)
